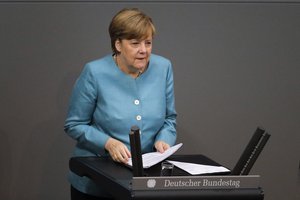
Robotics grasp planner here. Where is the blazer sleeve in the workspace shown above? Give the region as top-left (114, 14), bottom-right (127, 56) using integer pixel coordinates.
top-left (64, 64), bottom-right (110, 155)
top-left (154, 62), bottom-right (177, 146)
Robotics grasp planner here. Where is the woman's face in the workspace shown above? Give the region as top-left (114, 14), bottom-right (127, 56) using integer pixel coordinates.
top-left (115, 35), bottom-right (153, 75)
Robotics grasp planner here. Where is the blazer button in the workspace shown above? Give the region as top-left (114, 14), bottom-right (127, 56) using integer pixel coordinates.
top-left (134, 100), bottom-right (140, 105)
top-left (136, 115), bottom-right (142, 121)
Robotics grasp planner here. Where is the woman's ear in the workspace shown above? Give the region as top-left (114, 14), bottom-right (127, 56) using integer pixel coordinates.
top-left (115, 39), bottom-right (121, 53)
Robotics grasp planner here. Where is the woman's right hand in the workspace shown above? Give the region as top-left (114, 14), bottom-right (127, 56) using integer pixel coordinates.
top-left (105, 138), bottom-right (131, 164)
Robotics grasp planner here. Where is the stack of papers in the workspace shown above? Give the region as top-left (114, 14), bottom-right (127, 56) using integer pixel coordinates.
top-left (167, 160), bottom-right (231, 175)
top-left (127, 142), bottom-right (230, 175)
top-left (127, 143), bottom-right (183, 168)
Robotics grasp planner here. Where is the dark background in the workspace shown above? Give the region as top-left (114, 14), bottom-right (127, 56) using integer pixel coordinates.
top-left (0, 1), bottom-right (299, 200)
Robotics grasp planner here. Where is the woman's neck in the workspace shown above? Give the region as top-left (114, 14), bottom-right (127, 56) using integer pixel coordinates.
top-left (114, 54), bottom-right (145, 78)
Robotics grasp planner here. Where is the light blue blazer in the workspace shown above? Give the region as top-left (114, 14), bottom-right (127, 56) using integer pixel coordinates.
top-left (64, 54), bottom-right (177, 196)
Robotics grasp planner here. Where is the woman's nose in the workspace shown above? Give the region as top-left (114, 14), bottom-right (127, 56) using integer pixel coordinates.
top-left (138, 43), bottom-right (147, 53)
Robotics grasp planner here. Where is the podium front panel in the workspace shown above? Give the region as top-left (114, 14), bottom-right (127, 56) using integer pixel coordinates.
top-left (69, 155), bottom-right (264, 200)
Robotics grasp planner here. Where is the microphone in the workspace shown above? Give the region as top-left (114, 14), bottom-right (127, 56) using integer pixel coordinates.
top-left (129, 126), bottom-right (144, 177)
top-left (231, 127), bottom-right (271, 175)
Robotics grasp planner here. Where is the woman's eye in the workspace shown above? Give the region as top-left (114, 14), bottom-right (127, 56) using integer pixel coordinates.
top-left (131, 42), bottom-right (139, 46)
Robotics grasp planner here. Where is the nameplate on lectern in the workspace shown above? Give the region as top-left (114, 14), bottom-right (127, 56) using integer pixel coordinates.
top-left (131, 175), bottom-right (260, 190)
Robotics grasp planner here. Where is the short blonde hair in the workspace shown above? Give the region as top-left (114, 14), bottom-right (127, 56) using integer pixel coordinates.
top-left (109, 8), bottom-right (156, 54)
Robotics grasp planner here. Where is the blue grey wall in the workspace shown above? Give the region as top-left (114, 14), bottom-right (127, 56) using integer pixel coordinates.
top-left (0, 1), bottom-right (299, 200)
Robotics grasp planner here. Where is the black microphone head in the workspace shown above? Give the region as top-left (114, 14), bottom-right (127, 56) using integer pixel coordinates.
top-left (130, 125), bottom-right (140, 133)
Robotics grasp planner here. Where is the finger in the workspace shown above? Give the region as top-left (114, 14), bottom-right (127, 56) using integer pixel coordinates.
top-left (163, 143), bottom-right (170, 151)
top-left (114, 146), bottom-right (129, 163)
top-left (111, 153), bottom-right (118, 161)
top-left (125, 147), bottom-right (131, 158)
top-left (156, 142), bottom-right (170, 153)
top-left (115, 148), bottom-right (130, 164)
top-left (114, 152), bottom-right (123, 163)
top-left (109, 142), bottom-right (125, 161)
top-left (156, 143), bottom-right (164, 153)
top-left (121, 146), bottom-right (132, 162)
top-left (120, 149), bottom-right (129, 162)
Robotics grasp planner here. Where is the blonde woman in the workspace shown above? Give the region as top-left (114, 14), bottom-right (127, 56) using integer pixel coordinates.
top-left (64, 8), bottom-right (177, 200)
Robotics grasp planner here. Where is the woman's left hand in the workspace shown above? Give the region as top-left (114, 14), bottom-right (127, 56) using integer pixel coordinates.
top-left (154, 141), bottom-right (170, 153)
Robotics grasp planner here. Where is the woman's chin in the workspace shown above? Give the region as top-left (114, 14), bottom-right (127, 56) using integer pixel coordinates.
top-left (134, 64), bottom-right (146, 71)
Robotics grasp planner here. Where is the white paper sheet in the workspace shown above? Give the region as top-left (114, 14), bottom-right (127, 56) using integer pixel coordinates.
top-left (167, 160), bottom-right (231, 175)
top-left (127, 143), bottom-right (183, 168)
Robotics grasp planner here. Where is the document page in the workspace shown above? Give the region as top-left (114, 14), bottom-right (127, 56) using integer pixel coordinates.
top-left (167, 160), bottom-right (230, 175)
top-left (127, 143), bottom-right (183, 168)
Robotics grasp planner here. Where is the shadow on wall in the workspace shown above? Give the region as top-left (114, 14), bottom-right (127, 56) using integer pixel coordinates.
top-left (0, 129), bottom-right (12, 199)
